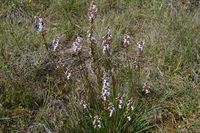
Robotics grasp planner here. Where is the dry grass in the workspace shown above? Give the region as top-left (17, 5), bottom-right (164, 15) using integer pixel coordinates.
top-left (0, 0), bottom-right (200, 132)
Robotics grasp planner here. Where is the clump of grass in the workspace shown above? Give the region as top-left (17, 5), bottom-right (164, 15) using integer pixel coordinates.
top-left (31, 1), bottom-right (155, 132)
top-left (0, 0), bottom-right (199, 132)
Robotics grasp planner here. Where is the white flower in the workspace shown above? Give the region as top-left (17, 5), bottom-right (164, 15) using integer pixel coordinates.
top-left (64, 70), bottom-right (71, 80)
top-left (142, 82), bottom-right (150, 94)
top-left (87, 30), bottom-right (96, 43)
top-left (127, 116), bottom-right (131, 121)
top-left (93, 115), bottom-right (101, 129)
top-left (72, 36), bottom-right (83, 53)
top-left (80, 100), bottom-right (88, 109)
top-left (144, 89), bottom-right (150, 94)
top-left (102, 28), bottom-right (112, 54)
top-left (137, 40), bottom-right (145, 52)
top-left (88, 1), bottom-right (98, 22)
top-left (102, 43), bottom-right (110, 54)
top-left (122, 34), bottom-right (131, 48)
top-left (116, 95), bottom-right (124, 109)
top-left (67, 73), bottom-right (71, 80)
top-left (76, 36), bottom-right (83, 43)
top-left (38, 17), bottom-right (44, 32)
top-left (83, 103), bottom-right (87, 109)
top-left (108, 103), bottom-right (115, 117)
top-left (127, 98), bottom-right (133, 108)
top-left (107, 28), bottom-right (112, 41)
top-left (52, 37), bottom-right (60, 51)
top-left (101, 73), bottom-right (111, 101)
top-left (131, 105), bottom-right (134, 111)
top-left (34, 16), bottom-right (44, 32)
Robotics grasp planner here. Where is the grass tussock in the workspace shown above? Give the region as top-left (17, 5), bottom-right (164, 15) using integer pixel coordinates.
top-left (0, 0), bottom-right (200, 132)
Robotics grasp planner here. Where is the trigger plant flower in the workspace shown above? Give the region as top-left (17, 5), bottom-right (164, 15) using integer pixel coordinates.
top-left (102, 41), bottom-right (110, 55)
top-left (107, 28), bottom-right (112, 41)
top-left (127, 98), bottom-right (132, 107)
top-left (127, 116), bottom-right (131, 121)
top-left (137, 40), bottom-right (145, 52)
top-left (142, 82), bottom-right (150, 94)
top-left (122, 33), bottom-right (131, 48)
top-left (102, 28), bottom-right (112, 54)
top-left (80, 100), bottom-right (88, 109)
top-left (127, 98), bottom-right (134, 111)
top-left (64, 70), bottom-right (71, 80)
top-left (116, 94), bottom-right (124, 109)
top-left (34, 16), bottom-right (44, 32)
top-left (52, 37), bottom-right (60, 51)
top-left (93, 115), bottom-right (101, 129)
top-left (108, 102), bottom-right (115, 117)
top-left (87, 30), bottom-right (96, 43)
top-left (101, 72), bottom-right (111, 101)
top-left (72, 36), bottom-right (83, 53)
top-left (66, 73), bottom-right (71, 80)
top-left (88, 1), bottom-right (98, 22)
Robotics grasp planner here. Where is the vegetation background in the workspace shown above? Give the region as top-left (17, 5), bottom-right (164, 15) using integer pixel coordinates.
top-left (0, 0), bottom-right (199, 132)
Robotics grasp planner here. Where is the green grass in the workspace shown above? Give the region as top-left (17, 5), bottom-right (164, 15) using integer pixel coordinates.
top-left (0, 0), bottom-right (200, 132)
